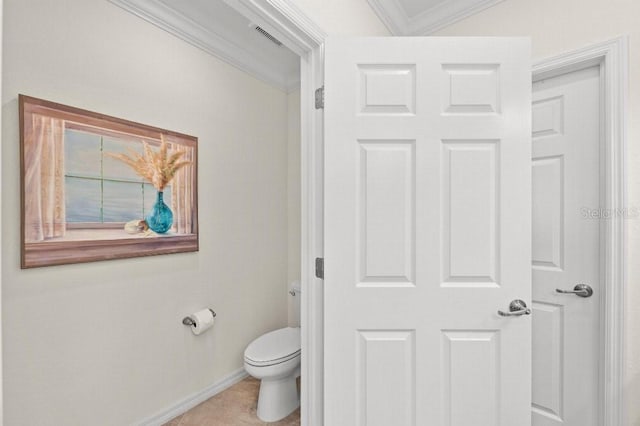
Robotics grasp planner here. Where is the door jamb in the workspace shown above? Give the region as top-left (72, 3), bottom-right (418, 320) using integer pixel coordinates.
top-left (222, 2), bottom-right (326, 425)
top-left (532, 36), bottom-right (628, 426)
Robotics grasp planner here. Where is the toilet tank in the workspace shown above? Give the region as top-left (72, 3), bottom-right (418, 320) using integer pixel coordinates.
top-left (289, 281), bottom-right (301, 327)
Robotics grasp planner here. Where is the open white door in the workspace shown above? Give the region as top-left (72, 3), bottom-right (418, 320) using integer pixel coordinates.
top-left (324, 37), bottom-right (531, 425)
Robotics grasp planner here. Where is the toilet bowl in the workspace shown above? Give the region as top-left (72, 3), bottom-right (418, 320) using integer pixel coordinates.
top-left (244, 326), bottom-right (301, 422)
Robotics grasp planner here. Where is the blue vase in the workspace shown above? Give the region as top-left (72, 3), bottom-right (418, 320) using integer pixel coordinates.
top-left (146, 191), bottom-right (173, 233)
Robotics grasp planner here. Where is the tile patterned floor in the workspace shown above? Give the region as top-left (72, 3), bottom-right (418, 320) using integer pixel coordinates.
top-left (163, 377), bottom-right (300, 426)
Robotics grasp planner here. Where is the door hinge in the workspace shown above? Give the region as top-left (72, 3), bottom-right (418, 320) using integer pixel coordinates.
top-left (315, 86), bottom-right (324, 109)
top-left (315, 257), bottom-right (324, 279)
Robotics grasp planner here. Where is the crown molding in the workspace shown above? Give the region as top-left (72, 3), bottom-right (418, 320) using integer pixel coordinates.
top-left (109, 0), bottom-right (300, 92)
top-left (367, 0), bottom-right (505, 35)
top-left (366, 0), bottom-right (407, 35)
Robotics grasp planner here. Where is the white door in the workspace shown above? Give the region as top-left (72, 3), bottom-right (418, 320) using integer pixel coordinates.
top-left (324, 37), bottom-right (532, 425)
top-left (532, 66), bottom-right (601, 425)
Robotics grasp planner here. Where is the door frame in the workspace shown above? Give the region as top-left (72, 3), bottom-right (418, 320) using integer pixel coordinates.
top-left (533, 37), bottom-right (627, 426)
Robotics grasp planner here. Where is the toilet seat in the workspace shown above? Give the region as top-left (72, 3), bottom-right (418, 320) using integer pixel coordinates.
top-left (244, 327), bottom-right (301, 367)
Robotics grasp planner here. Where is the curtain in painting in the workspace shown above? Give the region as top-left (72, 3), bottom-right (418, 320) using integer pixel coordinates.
top-left (24, 114), bottom-right (66, 242)
top-left (169, 143), bottom-right (194, 234)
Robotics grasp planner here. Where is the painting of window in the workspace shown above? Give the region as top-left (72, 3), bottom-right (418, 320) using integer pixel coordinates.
top-left (64, 130), bottom-right (172, 225)
top-left (20, 95), bottom-right (198, 268)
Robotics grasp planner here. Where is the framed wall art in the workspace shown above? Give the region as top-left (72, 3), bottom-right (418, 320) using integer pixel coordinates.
top-left (19, 95), bottom-right (199, 268)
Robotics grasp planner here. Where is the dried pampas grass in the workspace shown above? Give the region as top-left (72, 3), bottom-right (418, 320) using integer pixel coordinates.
top-left (106, 134), bottom-right (191, 191)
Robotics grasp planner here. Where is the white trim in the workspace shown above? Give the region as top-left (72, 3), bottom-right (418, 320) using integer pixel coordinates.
top-left (533, 36), bottom-right (627, 426)
top-left (365, 0), bottom-right (408, 35)
top-left (367, 0), bottom-right (505, 35)
top-left (411, 0), bottom-right (504, 35)
top-left (136, 368), bottom-right (249, 426)
top-left (299, 44), bottom-right (325, 426)
top-left (222, 3), bottom-right (326, 426)
top-left (108, 0), bottom-right (300, 92)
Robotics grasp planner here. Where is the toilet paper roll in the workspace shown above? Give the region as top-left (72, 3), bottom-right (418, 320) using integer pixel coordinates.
top-left (189, 309), bottom-right (215, 335)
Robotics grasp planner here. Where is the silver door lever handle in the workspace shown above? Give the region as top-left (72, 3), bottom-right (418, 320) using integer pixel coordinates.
top-left (556, 283), bottom-right (593, 298)
top-left (498, 299), bottom-right (531, 317)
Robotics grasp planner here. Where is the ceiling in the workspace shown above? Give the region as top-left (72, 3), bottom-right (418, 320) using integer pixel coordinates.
top-left (367, 0), bottom-right (505, 35)
top-left (109, 0), bottom-right (505, 90)
top-left (109, 0), bottom-right (300, 92)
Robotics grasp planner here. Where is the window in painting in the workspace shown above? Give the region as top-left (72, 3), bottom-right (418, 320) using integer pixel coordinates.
top-left (64, 128), bottom-right (171, 227)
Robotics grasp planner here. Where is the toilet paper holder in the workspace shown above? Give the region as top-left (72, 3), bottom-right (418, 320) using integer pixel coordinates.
top-left (182, 309), bottom-right (216, 327)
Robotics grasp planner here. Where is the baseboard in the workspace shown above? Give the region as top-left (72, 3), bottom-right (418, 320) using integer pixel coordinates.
top-left (136, 368), bottom-right (249, 426)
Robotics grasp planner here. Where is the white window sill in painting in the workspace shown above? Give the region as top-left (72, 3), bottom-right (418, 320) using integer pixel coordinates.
top-left (56, 228), bottom-right (185, 241)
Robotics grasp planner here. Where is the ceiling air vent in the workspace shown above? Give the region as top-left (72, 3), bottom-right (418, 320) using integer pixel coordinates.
top-left (252, 24), bottom-right (283, 47)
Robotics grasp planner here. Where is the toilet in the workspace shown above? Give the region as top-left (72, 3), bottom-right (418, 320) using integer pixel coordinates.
top-left (244, 283), bottom-right (301, 422)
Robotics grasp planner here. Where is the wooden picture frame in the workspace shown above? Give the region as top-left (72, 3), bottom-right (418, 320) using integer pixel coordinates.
top-left (19, 95), bottom-right (199, 268)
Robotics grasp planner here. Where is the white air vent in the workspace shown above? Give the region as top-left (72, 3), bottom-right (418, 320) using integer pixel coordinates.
top-left (251, 24), bottom-right (283, 47)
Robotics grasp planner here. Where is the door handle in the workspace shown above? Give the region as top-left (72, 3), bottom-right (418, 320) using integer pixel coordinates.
top-left (498, 299), bottom-right (531, 317)
top-left (556, 283), bottom-right (593, 298)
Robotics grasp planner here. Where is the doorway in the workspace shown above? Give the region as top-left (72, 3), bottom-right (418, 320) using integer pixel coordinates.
top-left (531, 64), bottom-right (601, 425)
top-left (532, 39), bottom-right (627, 426)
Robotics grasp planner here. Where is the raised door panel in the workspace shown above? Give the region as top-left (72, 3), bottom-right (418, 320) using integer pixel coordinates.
top-left (442, 140), bottom-right (499, 286)
top-left (357, 141), bottom-right (415, 286)
top-left (356, 330), bottom-right (416, 426)
top-left (532, 302), bottom-right (564, 422)
top-left (442, 64), bottom-right (500, 114)
top-left (359, 65), bottom-right (416, 115)
top-left (443, 331), bottom-right (500, 426)
top-left (532, 156), bottom-right (564, 270)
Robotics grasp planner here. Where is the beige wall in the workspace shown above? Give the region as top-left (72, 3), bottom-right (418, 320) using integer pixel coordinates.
top-left (1, 0), bottom-right (289, 424)
top-left (434, 0), bottom-right (639, 424)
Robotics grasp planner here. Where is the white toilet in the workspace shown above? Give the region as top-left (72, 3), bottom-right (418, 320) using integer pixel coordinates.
top-left (244, 283), bottom-right (301, 422)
